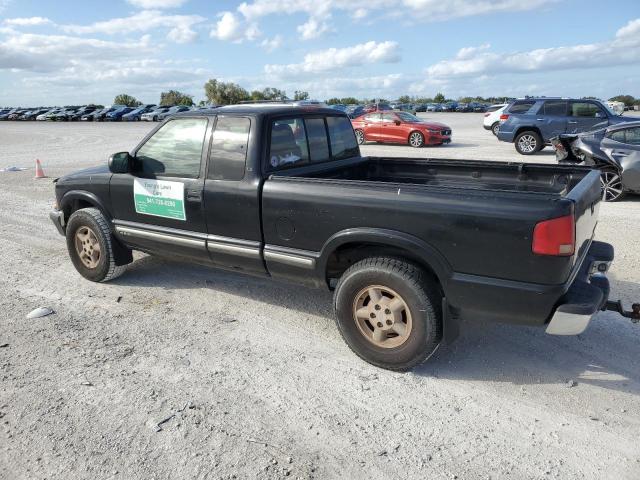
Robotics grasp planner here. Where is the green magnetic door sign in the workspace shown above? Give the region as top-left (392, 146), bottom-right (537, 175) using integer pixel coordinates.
top-left (133, 178), bottom-right (186, 221)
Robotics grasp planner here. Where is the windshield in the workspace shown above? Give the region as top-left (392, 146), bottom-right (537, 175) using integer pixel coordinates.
top-left (396, 112), bottom-right (421, 122)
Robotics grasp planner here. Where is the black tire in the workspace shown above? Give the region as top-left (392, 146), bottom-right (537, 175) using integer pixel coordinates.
top-left (354, 129), bottom-right (365, 145)
top-left (408, 131), bottom-right (424, 148)
top-left (491, 122), bottom-right (500, 136)
top-left (514, 130), bottom-right (542, 155)
top-left (599, 168), bottom-right (626, 202)
top-left (153, 115), bottom-right (158, 122)
top-left (65, 208), bottom-right (129, 282)
top-left (333, 257), bottom-right (442, 371)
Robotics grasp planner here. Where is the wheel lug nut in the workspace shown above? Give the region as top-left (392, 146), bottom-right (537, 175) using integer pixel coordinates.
top-left (385, 309), bottom-right (391, 314)
top-left (370, 313), bottom-right (376, 319)
top-left (386, 320), bottom-right (392, 326)
top-left (377, 322), bottom-right (383, 328)
top-left (374, 304), bottom-right (381, 310)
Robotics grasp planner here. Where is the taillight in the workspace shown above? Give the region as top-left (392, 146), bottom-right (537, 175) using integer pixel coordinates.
top-left (499, 114), bottom-right (509, 121)
top-left (532, 214), bottom-right (575, 256)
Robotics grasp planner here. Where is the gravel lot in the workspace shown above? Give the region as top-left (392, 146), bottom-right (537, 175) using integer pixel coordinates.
top-left (0, 113), bottom-right (639, 480)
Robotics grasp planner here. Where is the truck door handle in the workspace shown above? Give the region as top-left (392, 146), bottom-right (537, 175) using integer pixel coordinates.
top-left (612, 151), bottom-right (629, 156)
top-left (186, 190), bottom-right (202, 202)
top-left (568, 121), bottom-right (577, 124)
top-left (536, 118), bottom-right (545, 121)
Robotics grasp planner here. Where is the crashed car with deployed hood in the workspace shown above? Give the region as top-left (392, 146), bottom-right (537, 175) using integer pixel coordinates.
top-left (552, 121), bottom-right (640, 201)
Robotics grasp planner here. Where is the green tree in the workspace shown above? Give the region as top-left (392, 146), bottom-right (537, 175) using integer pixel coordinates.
top-left (397, 95), bottom-right (412, 104)
top-left (325, 97), bottom-right (341, 105)
top-left (433, 92), bottom-right (446, 103)
top-left (293, 90), bottom-right (309, 101)
top-left (340, 97), bottom-right (359, 105)
top-left (113, 94), bottom-right (141, 107)
top-left (261, 87), bottom-right (286, 100)
top-left (204, 79), bottom-right (250, 105)
top-left (250, 90), bottom-right (266, 101)
top-left (160, 90), bottom-right (194, 106)
top-left (609, 95), bottom-right (636, 107)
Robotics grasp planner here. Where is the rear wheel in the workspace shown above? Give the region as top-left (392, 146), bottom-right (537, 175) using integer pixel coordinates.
top-left (515, 131), bottom-right (542, 155)
top-left (66, 208), bottom-right (129, 282)
top-left (409, 131), bottom-right (424, 148)
top-left (334, 257), bottom-right (442, 371)
top-left (491, 122), bottom-right (500, 136)
top-left (354, 129), bottom-right (365, 145)
top-left (600, 168), bottom-right (625, 202)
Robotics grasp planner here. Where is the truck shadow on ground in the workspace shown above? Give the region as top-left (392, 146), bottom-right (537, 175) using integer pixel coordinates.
top-left (114, 257), bottom-right (639, 395)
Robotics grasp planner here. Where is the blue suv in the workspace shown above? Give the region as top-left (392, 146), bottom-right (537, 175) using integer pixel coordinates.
top-left (497, 98), bottom-right (634, 155)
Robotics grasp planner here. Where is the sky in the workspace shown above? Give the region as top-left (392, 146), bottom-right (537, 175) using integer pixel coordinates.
top-left (0, 0), bottom-right (639, 106)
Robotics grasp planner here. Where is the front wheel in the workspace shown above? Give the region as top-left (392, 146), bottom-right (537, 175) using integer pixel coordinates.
top-left (515, 131), bottom-right (542, 155)
top-left (354, 129), bottom-right (365, 145)
top-left (66, 208), bottom-right (129, 282)
top-left (600, 168), bottom-right (625, 202)
top-left (409, 131), bottom-right (424, 148)
top-left (333, 257), bottom-right (442, 371)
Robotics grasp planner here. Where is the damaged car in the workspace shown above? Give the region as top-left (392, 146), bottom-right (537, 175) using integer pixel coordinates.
top-left (552, 121), bottom-right (640, 201)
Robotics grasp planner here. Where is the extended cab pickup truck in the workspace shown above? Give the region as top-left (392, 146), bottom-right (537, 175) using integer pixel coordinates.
top-left (50, 104), bottom-right (638, 370)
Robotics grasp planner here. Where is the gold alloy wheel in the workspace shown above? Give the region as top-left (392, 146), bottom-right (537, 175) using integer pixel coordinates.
top-left (74, 226), bottom-right (101, 269)
top-left (353, 285), bottom-right (413, 349)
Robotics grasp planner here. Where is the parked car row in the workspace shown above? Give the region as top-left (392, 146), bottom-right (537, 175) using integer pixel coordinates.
top-left (0, 104), bottom-right (210, 122)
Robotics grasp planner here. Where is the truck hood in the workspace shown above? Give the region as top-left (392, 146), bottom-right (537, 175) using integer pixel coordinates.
top-left (58, 164), bottom-right (111, 183)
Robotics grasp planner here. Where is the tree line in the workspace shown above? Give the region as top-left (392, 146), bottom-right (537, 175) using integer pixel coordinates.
top-left (112, 81), bottom-right (640, 108)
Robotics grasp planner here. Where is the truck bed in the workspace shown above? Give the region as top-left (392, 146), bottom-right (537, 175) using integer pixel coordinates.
top-left (295, 157), bottom-right (588, 196)
top-left (262, 157), bottom-right (602, 325)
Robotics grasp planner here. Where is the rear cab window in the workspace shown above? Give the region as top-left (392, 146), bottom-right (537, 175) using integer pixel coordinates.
top-left (269, 115), bottom-right (359, 171)
top-left (508, 100), bottom-right (536, 114)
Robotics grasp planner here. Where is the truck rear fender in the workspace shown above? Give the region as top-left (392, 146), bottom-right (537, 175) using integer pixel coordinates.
top-left (319, 228), bottom-right (452, 290)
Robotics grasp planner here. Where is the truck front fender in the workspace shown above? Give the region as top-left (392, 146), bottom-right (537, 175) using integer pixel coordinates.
top-left (60, 190), bottom-right (112, 220)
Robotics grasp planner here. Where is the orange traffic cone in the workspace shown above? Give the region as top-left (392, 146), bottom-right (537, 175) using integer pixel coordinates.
top-left (35, 159), bottom-right (47, 179)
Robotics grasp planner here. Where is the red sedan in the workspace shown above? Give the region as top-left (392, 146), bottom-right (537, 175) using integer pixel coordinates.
top-left (351, 111), bottom-right (452, 148)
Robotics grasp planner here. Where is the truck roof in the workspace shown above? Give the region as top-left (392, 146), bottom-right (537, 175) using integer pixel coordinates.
top-left (174, 104), bottom-right (341, 118)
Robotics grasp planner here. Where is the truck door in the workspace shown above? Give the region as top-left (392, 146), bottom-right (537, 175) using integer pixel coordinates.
top-left (568, 101), bottom-right (606, 133)
top-left (538, 100), bottom-right (568, 139)
top-left (203, 115), bottom-right (267, 275)
top-left (109, 117), bottom-right (211, 262)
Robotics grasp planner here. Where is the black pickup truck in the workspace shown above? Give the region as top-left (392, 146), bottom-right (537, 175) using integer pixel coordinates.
top-left (50, 104), bottom-right (638, 370)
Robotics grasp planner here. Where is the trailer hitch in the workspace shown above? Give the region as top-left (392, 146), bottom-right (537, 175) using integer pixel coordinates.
top-left (604, 300), bottom-right (640, 323)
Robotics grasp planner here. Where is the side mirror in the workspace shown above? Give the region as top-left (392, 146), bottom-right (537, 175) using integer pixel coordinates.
top-left (395, 120), bottom-right (401, 126)
top-left (108, 152), bottom-right (132, 174)
top-left (595, 112), bottom-right (603, 118)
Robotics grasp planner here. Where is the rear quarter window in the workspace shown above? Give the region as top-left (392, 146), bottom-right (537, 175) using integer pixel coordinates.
top-left (508, 100), bottom-right (536, 114)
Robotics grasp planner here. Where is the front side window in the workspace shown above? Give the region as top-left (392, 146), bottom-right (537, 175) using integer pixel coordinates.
top-left (364, 113), bottom-right (381, 123)
top-left (209, 116), bottom-right (250, 180)
top-left (608, 130), bottom-right (626, 143)
top-left (326, 116), bottom-right (359, 160)
top-left (135, 118), bottom-right (208, 178)
top-left (624, 127), bottom-right (640, 145)
top-left (571, 102), bottom-right (602, 118)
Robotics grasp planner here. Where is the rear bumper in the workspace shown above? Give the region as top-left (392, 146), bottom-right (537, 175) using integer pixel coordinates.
top-left (447, 241), bottom-right (613, 331)
top-left (496, 129), bottom-right (515, 143)
top-left (545, 242), bottom-right (612, 335)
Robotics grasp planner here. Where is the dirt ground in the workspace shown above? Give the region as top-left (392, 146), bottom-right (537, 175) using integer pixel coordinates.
top-left (0, 113), bottom-right (639, 480)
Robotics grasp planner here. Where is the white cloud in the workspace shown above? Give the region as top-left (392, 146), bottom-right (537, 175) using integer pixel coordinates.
top-left (0, 32), bottom-right (153, 73)
top-left (62, 10), bottom-right (205, 44)
top-left (228, 0), bottom-right (557, 41)
top-left (425, 18), bottom-right (640, 78)
top-left (4, 17), bottom-right (53, 26)
top-left (127, 0), bottom-right (188, 8)
top-left (265, 41), bottom-right (400, 77)
top-left (260, 35), bottom-right (283, 52)
top-left (210, 11), bottom-right (260, 43)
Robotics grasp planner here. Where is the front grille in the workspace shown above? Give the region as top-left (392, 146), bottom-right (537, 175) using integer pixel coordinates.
top-left (442, 129), bottom-right (451, 135)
